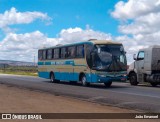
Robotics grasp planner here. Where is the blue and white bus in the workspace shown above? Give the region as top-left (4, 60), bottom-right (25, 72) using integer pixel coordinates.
top-left (38, 39), bottom-right (127, 87)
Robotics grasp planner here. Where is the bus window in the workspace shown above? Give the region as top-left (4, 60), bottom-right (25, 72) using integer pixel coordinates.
top-left (54, 48), bottom-right (60, 59)
top-left (42, 50), bottom-right (46, 60)
top-left (47, 49), bottom-right (52, 60)
top-left (61, 47), bottom-right (67, 59)
top-left (67, 46), bottom-right (76, 58)
top-left (38, 50), bottom-right (43, 60)
top-left (52, 49), bottom-right (54, 59)
top-left (76, 45), bottom-right (84, 58)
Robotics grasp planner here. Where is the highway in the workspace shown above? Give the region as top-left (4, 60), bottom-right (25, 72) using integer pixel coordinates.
top-left (0, 74), bottom-right (160, 112)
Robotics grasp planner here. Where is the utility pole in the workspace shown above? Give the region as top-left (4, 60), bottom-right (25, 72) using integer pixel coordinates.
top-left (3, 64), bottom-right (6, 72)
top-left (34, 54), bottom-right (36, 66)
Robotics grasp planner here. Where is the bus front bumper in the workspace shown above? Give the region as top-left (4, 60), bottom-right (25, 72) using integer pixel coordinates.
top-left (97, 75), bottom-right (127, 83)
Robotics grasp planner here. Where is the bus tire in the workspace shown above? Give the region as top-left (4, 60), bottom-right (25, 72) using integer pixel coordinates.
top-left (50, 73), bottom-right (55, 83)
top-left (129, 72), bottom-right (139, 86)
top-left (81, 74), bottom-right (90, 86)
top-left (104, 82), bottom-right (112, 87)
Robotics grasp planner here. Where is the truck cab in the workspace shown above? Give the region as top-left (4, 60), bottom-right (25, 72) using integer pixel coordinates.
top-left (127, 45), bottom-right (160, 86)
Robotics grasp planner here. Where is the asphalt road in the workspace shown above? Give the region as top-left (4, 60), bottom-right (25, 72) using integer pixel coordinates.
top-left (0, 74), bottom-right (160, 112)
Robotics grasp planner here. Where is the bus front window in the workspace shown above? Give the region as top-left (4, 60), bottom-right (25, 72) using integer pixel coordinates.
top-left (91, 44), bottom-right (127, 71)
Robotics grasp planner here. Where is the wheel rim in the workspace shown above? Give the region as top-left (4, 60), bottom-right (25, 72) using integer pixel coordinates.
top-left (51, 74), bottom-right (54, 82)
top-left (130, 75), bottom-right (136, 82)
top-left (82, 76), bottom-right (86, 85)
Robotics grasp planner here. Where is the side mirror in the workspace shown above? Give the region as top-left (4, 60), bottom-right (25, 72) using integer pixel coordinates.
top-left (133, 54), bottom-right (137, 60)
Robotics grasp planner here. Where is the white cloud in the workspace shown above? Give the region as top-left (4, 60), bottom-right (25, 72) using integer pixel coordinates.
top-left (58, 27), bottom-right (112, 44)
top-left (0, 7), bottom-right (51, 33)
top-left (119, 12), bottom-right (160, 35)
top-left (0, 8), bottom-right (112, 62)
top-left (0, 31), bottom-right (54, 61)
top-left (111, 0), bottom-right (160, 64)
top-left (111, 0), bottom-right (160, 20)
top-left (0, 27), bottom-right (112, 62)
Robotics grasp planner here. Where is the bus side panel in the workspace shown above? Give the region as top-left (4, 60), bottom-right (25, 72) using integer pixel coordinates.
top-left (91, 73), bottom-right (98, 83)
top-left (54, 71), bottom-right (61, 80)
top-left (86, 73), bottom-right (92, 82)
top-left (74, 59), bottom-right (90, 82)
top-left (55, 72), bottom-right (78, 81)
top-left (73, 73), bottom-right (79, 81)
top-left (52, 65), bottom-right (75, 81)
top-left (54, 71), bottom-right (77, 81)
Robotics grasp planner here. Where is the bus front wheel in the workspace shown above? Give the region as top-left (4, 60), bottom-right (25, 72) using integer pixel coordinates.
top-left (81, 75), bottom-right (90, 86)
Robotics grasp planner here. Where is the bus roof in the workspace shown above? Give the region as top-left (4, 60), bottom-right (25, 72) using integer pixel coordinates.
top-left (39, 40), bottom-right (122, 50)
top-left (90, 40), bottom-right (122, 45)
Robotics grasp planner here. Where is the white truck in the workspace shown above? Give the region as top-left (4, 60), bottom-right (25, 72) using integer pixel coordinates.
top-left (127, 45), bottom-right (160, 86)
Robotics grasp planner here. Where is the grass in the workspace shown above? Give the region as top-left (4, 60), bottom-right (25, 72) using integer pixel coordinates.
top-left (0, 66), bottom-right (38, 76)
top-left (0, 71), bottom-right (38, 76)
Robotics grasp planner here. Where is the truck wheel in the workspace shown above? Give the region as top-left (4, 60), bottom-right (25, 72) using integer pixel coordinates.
top-left (104, 82), bottom-right (112, 87)
top-left (150, 82), bottom-right (158, 87)
top-left (129, 72), bottom-right (139, 86)
top-left (81, 75), bottom-right (90, 86)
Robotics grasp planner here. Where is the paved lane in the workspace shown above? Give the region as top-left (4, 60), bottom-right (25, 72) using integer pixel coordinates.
top-left (0, 74), bottom-right (160, 112)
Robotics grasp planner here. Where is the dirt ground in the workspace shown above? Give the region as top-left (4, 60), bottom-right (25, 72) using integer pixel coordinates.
top-left (0, 84), bottom-right (158, 122)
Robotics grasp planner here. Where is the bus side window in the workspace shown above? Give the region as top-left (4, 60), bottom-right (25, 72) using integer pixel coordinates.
top-left (47, 49), bottom-right (52, 60)
top-left (76, 45), bottom-right (84, 58)
top-left (54, 48), bottom-right (60, 59)
top-left (38, 50), bottom-right (43, 60)
top-left (67, 46), bottom-right (76, 58)
top-left (61, 47), bottom-right (67, 59)
top-left (42, 50), bottom-right (46, 60)
top-left (52, 49), bottom-right (54, 59)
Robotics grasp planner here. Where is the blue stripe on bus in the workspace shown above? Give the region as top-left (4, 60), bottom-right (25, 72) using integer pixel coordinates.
top-left (45, 62), bottom-right (51, 65)
top-left (38, 62), bottom-right (44, 65)
top-left (65, 61), bottom-right (74, 65)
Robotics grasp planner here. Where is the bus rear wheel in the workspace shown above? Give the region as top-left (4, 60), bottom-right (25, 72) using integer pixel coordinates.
top-left (104, 82), bottom-right (112, 87)
top-left (50, 73), bottom-right (60, 83)
top-left (50, 73), bottom-right (55, 83)
top-left (81, 75), bottom-right (90, 86)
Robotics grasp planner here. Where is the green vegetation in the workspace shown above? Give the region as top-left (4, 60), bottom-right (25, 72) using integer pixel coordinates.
top-left (0, 66), bottom-right (38, 76)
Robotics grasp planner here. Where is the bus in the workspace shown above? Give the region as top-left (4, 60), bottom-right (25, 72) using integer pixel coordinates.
top-left (38, 39), bottom-right (127, 87)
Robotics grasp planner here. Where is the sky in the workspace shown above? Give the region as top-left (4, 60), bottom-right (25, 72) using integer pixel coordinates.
top-left (0, 0), bottom-right (160, 64)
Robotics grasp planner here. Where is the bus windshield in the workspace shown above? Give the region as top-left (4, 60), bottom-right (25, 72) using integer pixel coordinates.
top-left (91, 44), bottom-right (127, 71)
